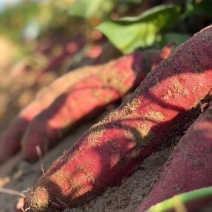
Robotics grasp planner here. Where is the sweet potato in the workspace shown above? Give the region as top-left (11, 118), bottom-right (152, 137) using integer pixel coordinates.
top-left (0, 65), bottom-right (99, 162)
top-left (35, 35), bottom-right (86, 81)
top-left (18, 26), bottom-right (212, 211)
top-left (22, 46), bottom-right (172, 162)
top-left (137, 101), bottom-right (212, 212)
top-left (0, 47), bottom-right (169, 162)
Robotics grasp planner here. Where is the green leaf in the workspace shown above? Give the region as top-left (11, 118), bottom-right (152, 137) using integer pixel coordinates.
top-left (145, 187), bottom-right (212, 212)
top-left (97, 5), bottom-right (180, 54)
top-left (68, 0), bottom-right (115, 20)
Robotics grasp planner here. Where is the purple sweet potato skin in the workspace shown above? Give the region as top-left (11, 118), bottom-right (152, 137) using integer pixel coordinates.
top-left (19, 26), bottom-right (212, 211)
top-left (0, 48), bottom-right (167, 162)
top-left (137, 102), bottom-right (212, 212)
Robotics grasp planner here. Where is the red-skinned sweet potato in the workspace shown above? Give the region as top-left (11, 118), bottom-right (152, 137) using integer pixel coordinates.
top-left (18, 26), bottom-right (212, 211)
top-left (22, 46), bottom-right (172, 162)
top-left (35, 35), bottom-right (86, 81)
top-left (137, 101), bottom-right (212, 212)
top-left (0, 47), bottom-right (170, 162)
top-left (0, 65), bottom-right (99, 162)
